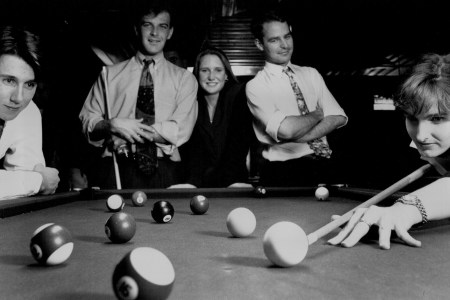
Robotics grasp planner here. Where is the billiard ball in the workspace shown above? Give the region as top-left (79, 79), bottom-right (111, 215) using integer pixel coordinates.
top-left (263, 221), bottom-right (308, 267)
top-left (190, 195), bottom-right (209, 215)
top-left (30, 223), bottom-right (74, 265)
top-left (105, 212), bottom-right (136, 243)
top-left (107, 194), bottom-right (125, 212)
top-left (112, 247), bottom-right (175, 300)
top-left (254, 186), bottom-right (266, 197)
top-left (132, 191), bottom-right (148, 207)
top-left (315, 186), bottom-right (329, 201)
top-left (226, 207), bottom-right (256, 237)
top-left (151, 200), bottom-right (174, 223)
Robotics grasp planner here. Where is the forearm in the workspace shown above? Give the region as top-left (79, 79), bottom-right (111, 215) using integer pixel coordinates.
top-left (410, 177), bottom-right (450, 222)
top-left (89, 119), bottom-right (111, 142)
top-left (277, 114), bottom-right (320, 141)
top-left (0, 170), bottom-right (42, 200)
top-left (294, 115), bottom-right (346, 143)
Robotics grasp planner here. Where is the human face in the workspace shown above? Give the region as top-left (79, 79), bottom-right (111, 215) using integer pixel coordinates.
top-left (0, 54), bottom-right (37, 121)
top-left (405, 105), bottom-right (450, 158)
top-left (256, 21), bottom-right (293, 66)
top-left (198, 54), bottom-right (228, 97)
top-left (137, 11), bottom-right (173, 57)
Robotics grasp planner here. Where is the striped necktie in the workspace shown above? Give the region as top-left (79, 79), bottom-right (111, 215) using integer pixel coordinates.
top-left (134, 59), bottom-right (158, 175)
top-left (283, 67), bottom-right (332, 158)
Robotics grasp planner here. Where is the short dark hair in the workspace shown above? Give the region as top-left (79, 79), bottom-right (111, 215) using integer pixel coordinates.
top-left (395, 53), bottom-right (450, 116)
top-left (0, 26), bottom-right (41, 78)
top-left (133, 0), bottom-right (175, 28)
top-left (251, 10), bottom-right (290, 42)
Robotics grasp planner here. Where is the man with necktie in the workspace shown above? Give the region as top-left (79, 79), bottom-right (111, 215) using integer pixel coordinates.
top-left (246, 10), bottom-right (347, 187)
top-left (80, 2), bottom-right (198, 188)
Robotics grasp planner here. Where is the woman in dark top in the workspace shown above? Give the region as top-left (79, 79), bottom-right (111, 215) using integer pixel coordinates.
top-left (173, 47), bottom-right (255, 188)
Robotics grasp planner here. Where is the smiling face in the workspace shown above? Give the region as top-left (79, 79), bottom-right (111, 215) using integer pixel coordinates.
top-left (256, 21), bottom-right (293, 66)
top-left (0, 54), bottom-right (37, 121)
top-left (198, 54), bottom-right (228, 97)
top-left (136, 11), bottom-right (173, 57)
top-left (405, 105), bottom-right (450, 158)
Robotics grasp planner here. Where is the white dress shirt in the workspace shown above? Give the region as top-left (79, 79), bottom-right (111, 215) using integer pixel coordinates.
top-left (246, 61), bottom-right (347, 161)
top-left (0, 101), bottom-right (44, 200)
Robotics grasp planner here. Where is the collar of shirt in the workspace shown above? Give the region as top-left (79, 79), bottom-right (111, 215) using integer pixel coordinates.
top-left (136, 51), bottom-right (166, 70)
top-left (264, 61), bottom-right (295, 78)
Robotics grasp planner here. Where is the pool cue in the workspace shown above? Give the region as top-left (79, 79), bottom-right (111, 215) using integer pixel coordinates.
top-left (101, 66), bottom-right (122, 190)
top-left (307, 164), bottom-right (432, 245)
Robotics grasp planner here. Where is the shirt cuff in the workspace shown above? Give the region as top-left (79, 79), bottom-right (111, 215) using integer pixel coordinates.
top-left (266, 110), bottom-right (287, 143)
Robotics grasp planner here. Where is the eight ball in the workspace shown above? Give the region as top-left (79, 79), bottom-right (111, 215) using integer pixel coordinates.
top-left (151, 200), bottom-right (174, 223)
top-left (190, 195), bottom-right (209, 215)
top-left (254, 186), bottom-right (267, 197)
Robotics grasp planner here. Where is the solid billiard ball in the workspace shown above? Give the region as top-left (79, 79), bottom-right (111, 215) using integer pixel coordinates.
top-left (190, 195), bottom-right (209, 215)
top-left (151, 200), bottom-right (174, 223)
top-left (315, 187), bottom-right (330, 201)
top-left (30, 223), bottom-right (74, 265)
top-left (107, 194), bottom-right (125, 212)
top-left (254, 186), bottom-right (266, 197)
top-left (263, 221), bottom-right (308, 267)
top-left (132, 191), bottom-right (148, 207)
top-left (105, 212), bottom-right (136, 243)
top-left (112, 247), bottom-right (175, 300)
top-left (226, 207), bottom-right (256, 237)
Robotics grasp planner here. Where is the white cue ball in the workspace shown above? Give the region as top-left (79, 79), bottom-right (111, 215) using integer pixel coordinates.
top-left (315, 187), bottom-right (330, 201)
top-left (226, 207), bottom-right (256, 238)
top-left (107, 194), bottom-right (125, 212)
top-left (263, 221), bottom-right (309, 267)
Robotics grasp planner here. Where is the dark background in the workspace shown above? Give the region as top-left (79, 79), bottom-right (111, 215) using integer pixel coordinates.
top-left (1, 0), bottom-right (447, 189)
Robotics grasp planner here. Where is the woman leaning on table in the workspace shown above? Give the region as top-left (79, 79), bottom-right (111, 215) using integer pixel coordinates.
top-left (328, 53), bottom-right (450, 249)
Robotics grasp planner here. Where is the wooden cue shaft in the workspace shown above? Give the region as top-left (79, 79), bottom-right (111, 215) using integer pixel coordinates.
top-left (307, 164), bottom-right (432, 245)
top-left (101, 67), bottom-right (122, 190)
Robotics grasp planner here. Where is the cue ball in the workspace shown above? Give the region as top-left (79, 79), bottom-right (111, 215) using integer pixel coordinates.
top-left (226, 207), bottom-right (256, 237)
top-left (151, 200), bottom-right (175, 223)
top-left (107, 194), bottom-right (125, 212)
top-left (30, 223), bottom-right (74, 265)
top-left (263, 221), bottom-right (309, 267)
top-left (112, 247), bottom-right (175, 300)
top-left (105, 212), bottom-right (137, 243)
top-left (254, 186), bottom-right (266, 197)
top-left (132, 191), bottom-right (148, 207)
top-left (190, 195), bottom-right (209, 215)
top-left (315, 187), bottom-right (329, 201)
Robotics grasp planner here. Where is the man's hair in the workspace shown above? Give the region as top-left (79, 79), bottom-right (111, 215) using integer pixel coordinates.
top-left (395, 53), bottom-right (450, 116)
top-left (0, 26), bottom-right (41, 78)
top-left (133, 0), bottom-right (175, 28)
top-left (251, 10), bottom-right (290, 42)
top-left (193, 47), bottom-right (238, 84)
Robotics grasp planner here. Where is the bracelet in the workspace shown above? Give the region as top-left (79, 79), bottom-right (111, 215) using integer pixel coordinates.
top-left (395, 194), bottom-right (428, 224)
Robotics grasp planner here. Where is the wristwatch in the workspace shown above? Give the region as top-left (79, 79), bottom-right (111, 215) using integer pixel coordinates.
top-left (395, 194), bottom-right (428, 224)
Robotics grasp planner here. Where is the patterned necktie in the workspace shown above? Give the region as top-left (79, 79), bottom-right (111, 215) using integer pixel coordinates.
top-left (283, 67), bottom-right (332, 159)
top-left (135, 59), bottom-right (158, 175)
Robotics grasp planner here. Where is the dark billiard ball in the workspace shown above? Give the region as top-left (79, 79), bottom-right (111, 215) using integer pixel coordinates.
top-left (254, 186), bottom-right (266, 197)
top-left (190, 195), bottom-right (209, 215)
top-left (105, 212), bottom-right (136, 243)
top-left (151, 200), bottom-right (174, 223)
top-left (30, 223), bottom-right (74, 265)
top-left (107, 194), bottom-right (125, 212)
top-left (112, 247), bottom-right (175, 300)
top-left (131, 191), bottom-right (148, 207)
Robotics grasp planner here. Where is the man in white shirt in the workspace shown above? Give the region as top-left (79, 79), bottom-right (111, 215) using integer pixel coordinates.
top-left (246, 10), bottom-right (347, 186)
top-left (0, 26), bottom-right (59, 200)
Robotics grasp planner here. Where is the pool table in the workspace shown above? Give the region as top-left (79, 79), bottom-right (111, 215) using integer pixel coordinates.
top-left (1, 186), bottom-right (449, 300)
